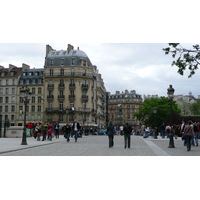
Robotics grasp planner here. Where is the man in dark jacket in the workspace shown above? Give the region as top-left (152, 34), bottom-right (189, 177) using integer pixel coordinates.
top-left (123, 123), bottom-right (132, 148)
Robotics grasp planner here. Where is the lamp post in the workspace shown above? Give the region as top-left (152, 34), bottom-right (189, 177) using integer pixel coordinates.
top-left (20, 87), bottom-right (32, 145)
top-left (167, 85), bottom-right (175, 148)
top-left (153, 107), bottom-right (157, 139)
top-left (3, 117), bottom-right (10, 138)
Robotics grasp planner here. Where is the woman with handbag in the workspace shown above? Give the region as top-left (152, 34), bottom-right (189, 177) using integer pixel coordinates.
top-left (184, 121), bottom-right (195, 151)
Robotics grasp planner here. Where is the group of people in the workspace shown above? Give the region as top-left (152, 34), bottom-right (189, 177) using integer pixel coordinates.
top-left (106, 121), bottom-right (132, 148)
top-left (141, 120), bottom-right (200, 151)
top-left (26, 120), bottom-right (81, 142)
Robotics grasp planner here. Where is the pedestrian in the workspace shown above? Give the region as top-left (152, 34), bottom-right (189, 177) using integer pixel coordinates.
top-left (120, 125), bottom-right (124, 136)
top-left (54, 122), bottom-right (60, 139)
top-left (123, 122), bottom-right (132, 148)
top-left (106, 121), bottom-right (115, 148)
top-left (47, 123), bottom-right (53, 141)
top-left (184, 121), bottom-right (195, 151)
top-left (193, 122), bottom-right (198, 146)
top-left (62, 122), bottom-right (72, 142)
top-left (160, 122), bottom-right (166, 138)
top-left (41, 122), bottom-right (48, 141)
top-left (72, 120), bottom-right (81, 142)
top-left (35, 124), bottom-right (41, 141)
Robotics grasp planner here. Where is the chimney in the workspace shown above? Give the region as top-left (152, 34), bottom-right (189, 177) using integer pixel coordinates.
top-left (125, 90), bottom-right (129, 94)
top-left (46, 45), bottom-right (54, 56)
top-left (9, 64), bottom-right (17, 71)
top-left (116, 91), bottom-right (120, 94)
top-left (67, 44), bottom-right (74, 53)
top-left (22, 63), bottom-right (30, 71)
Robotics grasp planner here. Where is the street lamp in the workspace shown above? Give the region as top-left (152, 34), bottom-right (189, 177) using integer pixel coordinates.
top-left (3, 117), bottom-right (10, 138)
top-left (153, 107), bottom-right (157, 139)
top-left (167, 84), bottom-right (175, 148)
top-left (20, 87), bottom-right (32, 145)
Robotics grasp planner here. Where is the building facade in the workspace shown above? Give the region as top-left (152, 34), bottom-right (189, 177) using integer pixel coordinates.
top-left (16, 67), bottom-right (44, 126)
top-left (108, 90), bottom-right (143, 128)
top-left (43, 44), bottom-right (107, 128)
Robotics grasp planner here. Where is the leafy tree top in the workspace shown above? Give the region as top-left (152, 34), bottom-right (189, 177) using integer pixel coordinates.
top-left (163, 43), bottom-right (200, 78)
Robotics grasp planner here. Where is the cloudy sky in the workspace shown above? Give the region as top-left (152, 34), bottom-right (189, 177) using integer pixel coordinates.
top-left (0, 43), bottom-right (199, 98)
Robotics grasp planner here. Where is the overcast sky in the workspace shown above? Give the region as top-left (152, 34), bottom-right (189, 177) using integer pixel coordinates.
top-left (0, 43), bottom-right (199, 98)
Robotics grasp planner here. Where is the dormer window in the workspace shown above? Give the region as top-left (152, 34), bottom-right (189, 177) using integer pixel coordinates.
top-left (61, 59), bottom-right (64, 66)
top-left (10, 71), bottom-right (14, 76)
top-left (1, 72), bottom-right (5, 77)
top-left (50, 59), bottom-right (54, 66)
top-left (72, 58), bottom-right (75, 65)
top-left (29, 72), bottom-right (32, 76)
top-left (23, 72), bottom-right (26, 76)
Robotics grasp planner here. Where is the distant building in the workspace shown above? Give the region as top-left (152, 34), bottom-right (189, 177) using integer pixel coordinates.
top-left (108, 90), bottom-right (143, 127)
top-left (174, 92), bottom-right (197, 116)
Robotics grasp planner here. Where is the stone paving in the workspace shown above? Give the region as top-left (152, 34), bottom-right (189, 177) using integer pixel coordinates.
top-left (0, 135), bottom-right (199, 156)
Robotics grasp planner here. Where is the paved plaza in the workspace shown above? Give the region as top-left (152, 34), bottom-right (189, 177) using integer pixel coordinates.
top-left (0, 134), bottom-right (200, 156)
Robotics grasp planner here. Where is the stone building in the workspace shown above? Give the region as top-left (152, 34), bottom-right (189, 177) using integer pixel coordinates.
top-left (16, 67), bottom-right (44, 126)
top-left (43, 44), bottom-right (107, 128)
top-left (0, 64), bottom-right (29, 137)
top-left (108, 90), bottom-right (143, 127)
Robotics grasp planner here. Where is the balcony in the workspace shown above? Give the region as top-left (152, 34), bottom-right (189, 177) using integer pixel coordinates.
top-left (58, 95), bottom-right (65, 101)
top-left (81, 84), bottom-right (89, 90)
top-left (47, 84), bottom-right (54, 90)
top-left (46, 108), bottom-right (65, 113)
top-left (58, 84), bottom-right (65, 89)
top-left (81, 95), bottom-right (88, 101)
top-left (47, 95), bottom-right (54, 100)
top-left (68, 95), bottom-right (75, 101)
top-left (69, 83), bottom-right (76, 89)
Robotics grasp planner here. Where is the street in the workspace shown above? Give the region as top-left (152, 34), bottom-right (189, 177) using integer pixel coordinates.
top-left (0, 134), bottom-right (199, 156)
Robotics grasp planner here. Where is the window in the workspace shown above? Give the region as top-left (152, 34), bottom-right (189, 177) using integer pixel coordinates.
top-left (83, 69), bottom-right (86, 76)
top-left (0, 80), bottom-right (2, 85)
top-left (5, 97), bottom-right (9, 103)
top-left (12, 88), bottom-right (15, 94)
top-left (50, 69), bottom-right (53, 76)
top-left (38, 96), bottom-right (42, 103)
top-left (83, 60), bottom-right (87, 66)
top-left (23, 72), bottom-right (26, 76)
top-left (0, 106), bottom-right (2, 112)
top-left (11, 115), bottom-right (14, 120)
top-left (38, 88), bottom-right (42, 94)
top-left (5, 88), bottom-right (9, 94)
top-left (0, 97), bottom-right (2, 103)
top-left (6, 80), bottom-right (8, 85)
top-left (1, 72), bottom-right (5, 77)
top-left (11, 96), bottom-right (15, 103)
top-left (5, 106), bottom-right (8, 112)
top-left (0, 88), bottom-right (2, 94)
top-left (31, 114), bottom-right (35, 120)
top-left (59, 103), bottom-right (63, 110)
top-left (32, 97), bottom-right (35, 103)
top-left (61, 59), bottom-right (64, 66)
top-left (60, 69), bottom-right (64, 76)
top-left (19, 106), bottom-right (23, 112)
top-left (29, 72), bottom-right (32, 76)
top-left (32, 88), bottom-right (35, 94)
top-left (31, 106), bottom-right (35, 112)
top-left (19, 115), bottom-right (22, 120)
top-left (37, 114), bottom-right (41, 121)
top-left (12, 79), bottom-right (15, 85)
top-left (38, 106), bottom-right (41, 112)
top-left (11, 106), bottom-right (15, 112)
top-left (59, 114), bottom-right (63, 122)
top-left (72, 58), bottom-right (75, 65)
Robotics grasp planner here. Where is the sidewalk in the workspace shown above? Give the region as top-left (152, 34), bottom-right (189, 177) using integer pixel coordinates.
top-left (0, 137), bottom-right (64, 154)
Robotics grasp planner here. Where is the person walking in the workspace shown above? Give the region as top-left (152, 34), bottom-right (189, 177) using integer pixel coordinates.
top-left (41, 122), bottom-right (48, 141)
top-left (184, 121), bottom-right (195, 151)
top-left (35, 124), bottom-right (41, 141)
top-left (160, 122), bottom-right (166, 138)
top-left (72, 120), bottom-right (81, 142)
top-left (54, 122), bottom-right (60, 139)
top-left (123, 122), bottom-right (132, 148)
top-left (106, 121), bottom-right (115, 148)
top-left (62, 122), bottom-right (72, 142)
top-left (47, 123), bottom-right (53, 141)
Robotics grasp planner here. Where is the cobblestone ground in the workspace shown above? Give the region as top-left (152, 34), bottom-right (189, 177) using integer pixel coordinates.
top-left (1, 135), bottom-right (199, 156)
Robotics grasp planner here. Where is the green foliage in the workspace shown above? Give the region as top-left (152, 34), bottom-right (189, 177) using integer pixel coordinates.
top-left (189, 99), bottom-right (200, 116)
top-left (134, 97), bottom-right (181, 127)
top-left (163, 43), bottom-right (200, 78)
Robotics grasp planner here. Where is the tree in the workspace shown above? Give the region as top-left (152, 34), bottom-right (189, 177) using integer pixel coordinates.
top-left (163, 43), bottom-right (200, 77)
top-left (134, 97), bottom-right (181, 127)
top-left (189, 99), bottom-right (200, 116)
